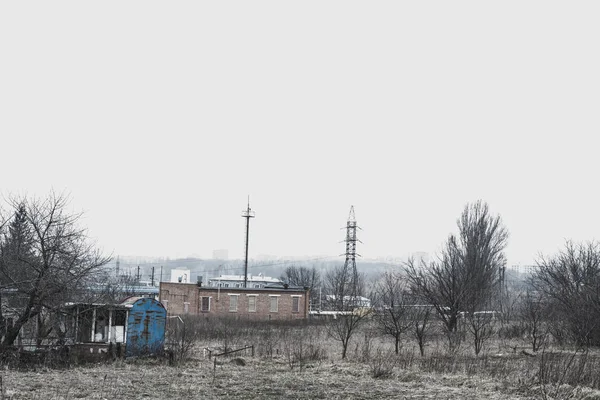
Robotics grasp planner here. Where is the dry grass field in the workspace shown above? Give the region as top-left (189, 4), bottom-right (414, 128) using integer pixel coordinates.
top-left (3, 320), bottom-right (600, 399)
top-left (3, 349), bottom-right (600, 399)
top-left (0, 356), bottom-right (544, 400)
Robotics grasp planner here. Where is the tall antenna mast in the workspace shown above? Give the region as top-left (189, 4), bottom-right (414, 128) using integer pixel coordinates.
top-left (241, 196), bottom-right (255, 288)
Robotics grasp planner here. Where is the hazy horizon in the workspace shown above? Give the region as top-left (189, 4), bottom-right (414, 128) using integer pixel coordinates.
top-left (2, 1), bottom-right (599, 267)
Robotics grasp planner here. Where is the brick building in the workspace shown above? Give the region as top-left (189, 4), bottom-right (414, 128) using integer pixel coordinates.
top-left (159, 282), bottom-right (309, 320)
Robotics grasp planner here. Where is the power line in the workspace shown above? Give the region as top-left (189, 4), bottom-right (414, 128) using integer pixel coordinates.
top-left (105, 254), bottom-right (339, 271)
top-left (103, 258), bottom-right (206, 267)
top-left (104, 255), bottom-right (340, 285)
top-left (186, 255), bottom-right (340, 277)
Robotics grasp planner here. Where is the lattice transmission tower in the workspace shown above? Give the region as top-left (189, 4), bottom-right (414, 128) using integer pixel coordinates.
top-left (342, 206), bottom-right (361, 293)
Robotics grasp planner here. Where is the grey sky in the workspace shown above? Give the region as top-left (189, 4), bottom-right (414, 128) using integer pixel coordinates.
top-left (1, 1), bottom-right (599, 265)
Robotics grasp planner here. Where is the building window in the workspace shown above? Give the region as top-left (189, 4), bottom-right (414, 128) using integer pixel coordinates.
top-left (270, 296), bottom-right (279, 312)
top-left (235, 283), bottom-right (241, 288)
top-left (201, 297), bottom-right (210, 312)
top-left (248, 296), bottom-right (256, 312)
top-left (184, 302), bottom-right (190, 314)
top-left (254, 284), bottom-right (260, 288)
top-left (229, 295), bottom-right (239, 312)
top-left (292, 297), bottom-right (300, 313)
top-left (224, 283), bottom-right (229, 288)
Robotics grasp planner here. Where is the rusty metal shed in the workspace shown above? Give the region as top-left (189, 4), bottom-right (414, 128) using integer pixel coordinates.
top-left (125, 297), bottom-right (167, 357)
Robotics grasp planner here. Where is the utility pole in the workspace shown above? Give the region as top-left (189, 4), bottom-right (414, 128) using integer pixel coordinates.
top-left (241, 197), bottom-right (255, 288)
top-left (160, 266), bottom-right (163, 284)
top-left (137, 265), bottom-right (140, 283)
top-left (151, 266), bottom-right (155, 287)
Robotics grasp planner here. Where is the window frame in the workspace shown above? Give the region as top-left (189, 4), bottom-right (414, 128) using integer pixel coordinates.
top-left (291, 296), bottom-right (301, 313)
top-left (200, 296), bottom-right (211, 312)
top-left (247, 295), bottom-right (257, 312)
top-left (229, 294), bottom-right (239, 312)
top-left (269, 295), bottom-right (280, 313)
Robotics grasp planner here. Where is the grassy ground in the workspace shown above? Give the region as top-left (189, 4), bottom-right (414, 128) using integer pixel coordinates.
top-left (1, 357), bottom-right (533, 400)
top-left (4, 320), bottom-right (600, 399)
top-left (5, 351), bottom-right (593, 400)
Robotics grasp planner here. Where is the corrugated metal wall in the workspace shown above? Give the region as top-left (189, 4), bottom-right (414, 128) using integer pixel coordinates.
top-left (125, 298), bottom-right (166, 357)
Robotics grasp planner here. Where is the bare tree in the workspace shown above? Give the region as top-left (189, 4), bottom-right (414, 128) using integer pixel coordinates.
top-left (324, 264), bottom-right (370, 359)
top-left (496, 286), bottom-right (521, 337)
top-left (519, 289), bottom-right (549, 352)
top-left (372, 271), bottom-right (411, 354)
top-left (532, 241), bottom-right (600, 347)
top-left (405, 200), bottom-right (508, 351)
top-left (407, 303), bottom-right (433, 357)
top-left (279, 265), bottom-right (321, 309)
top-left (0, 193), bottom-right (111, 346)
top-left (466, 311), bottom-right (496, 355)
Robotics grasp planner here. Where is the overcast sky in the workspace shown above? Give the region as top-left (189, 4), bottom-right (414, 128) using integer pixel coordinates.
top-left (1, 1), bottom-right (599, 266)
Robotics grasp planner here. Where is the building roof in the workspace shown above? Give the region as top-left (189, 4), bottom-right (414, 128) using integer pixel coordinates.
top-left (120, 296), bottom-right (146, 306)
top-left (161, 282), bottom-right (307, 293)
top-left (207, 274), bottom-right (281, 283)
top-left (62, 296), bottom-right (153, 310)
top-left (326, 295), bottom-right (371, 302)
top-left (63, 302), bottom-right (132, 310)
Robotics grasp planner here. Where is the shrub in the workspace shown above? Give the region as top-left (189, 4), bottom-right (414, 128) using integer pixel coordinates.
top-left (370, 348), bottom-right (397, 379)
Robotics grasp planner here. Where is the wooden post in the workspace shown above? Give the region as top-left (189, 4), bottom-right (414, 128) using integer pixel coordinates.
top-left (74, 306), bottom-right (79, 343)
top-left (123, 310), bottom-right (129, 344)
top-left (91, 308), bottom-right (97, 342)
top-left (108, 309), bottom-right (113, 343)
top-left (213, 357), bottom-right (217, 383)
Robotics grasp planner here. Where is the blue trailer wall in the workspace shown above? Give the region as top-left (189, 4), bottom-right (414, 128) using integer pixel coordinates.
top-left (126, 298), bottom-right (167, 357)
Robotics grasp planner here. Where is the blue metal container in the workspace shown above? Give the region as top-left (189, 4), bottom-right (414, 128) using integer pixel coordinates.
top-left (126, 298), bottom-right (167, 357)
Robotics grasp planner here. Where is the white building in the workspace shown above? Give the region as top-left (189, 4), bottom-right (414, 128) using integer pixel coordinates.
top-left (325, 295), bottom-right (372, 308)
top-left (509, 264), bottom-right (538, 275)
top-left (207, 273), bottom-right (281, 289)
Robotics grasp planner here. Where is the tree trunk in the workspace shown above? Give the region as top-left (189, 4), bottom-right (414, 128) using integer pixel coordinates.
top-left (448, 315), bottom-right (457, 333)
top-left (474, 335), bottom-right (481, 355)
top-left (2, 308), bottom-right (38, 346)
top-left (418, 337), bottom-right (425, 357)
top-left (3, 323), bottom-right (23, 346)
